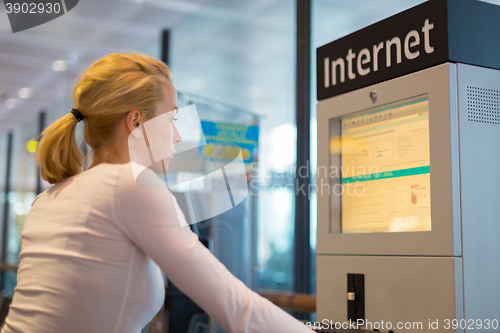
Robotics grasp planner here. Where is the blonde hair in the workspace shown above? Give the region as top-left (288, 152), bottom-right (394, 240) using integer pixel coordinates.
top-left (36, 53), bottom-right (171, 184)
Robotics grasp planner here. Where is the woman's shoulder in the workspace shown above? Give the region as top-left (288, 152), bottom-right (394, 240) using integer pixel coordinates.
top-left (30, 164), bottom-right (123, 206)
top-left (116, 162), bottom-right (169, 191)
top-left (112, 163), bottom-right (187, 228)
top-left (78, 162), bottom-right (141, 188)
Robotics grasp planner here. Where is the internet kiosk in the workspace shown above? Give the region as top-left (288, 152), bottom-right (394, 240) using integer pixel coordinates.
top-left (316, 0), bottom-right (500, 332)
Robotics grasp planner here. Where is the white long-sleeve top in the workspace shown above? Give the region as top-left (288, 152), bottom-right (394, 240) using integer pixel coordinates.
top-left (1, 162), bottom-right (312, 333)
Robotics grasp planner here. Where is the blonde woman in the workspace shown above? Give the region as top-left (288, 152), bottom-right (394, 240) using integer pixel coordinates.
top-left (1, 54), bottom-right (312, 333)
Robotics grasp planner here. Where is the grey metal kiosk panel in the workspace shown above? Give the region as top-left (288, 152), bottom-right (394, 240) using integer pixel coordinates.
top-left (456, 64), bottom-right (500, 325)
top-left (316, 255), bottom-right (464, 333)
top-left (316, 63), bottom-right (461, 256)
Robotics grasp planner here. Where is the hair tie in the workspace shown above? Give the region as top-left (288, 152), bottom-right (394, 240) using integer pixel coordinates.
top-left (71, 108), bottom-right (84, 122)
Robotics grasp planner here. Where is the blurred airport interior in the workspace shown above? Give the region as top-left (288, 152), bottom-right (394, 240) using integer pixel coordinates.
top-left (1, 0), bottom-right (499, 332)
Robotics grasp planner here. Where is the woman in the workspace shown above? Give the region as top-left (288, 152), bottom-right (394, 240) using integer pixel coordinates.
top-left (1, 53), bottom-right (312, 333)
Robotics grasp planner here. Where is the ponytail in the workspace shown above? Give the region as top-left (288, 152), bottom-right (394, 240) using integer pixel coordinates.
top-left (36, 113), bottom-right (84, 184)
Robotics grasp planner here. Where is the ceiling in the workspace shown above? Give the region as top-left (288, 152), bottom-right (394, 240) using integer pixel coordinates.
top-left (0, 0), bottom-right (213, 136)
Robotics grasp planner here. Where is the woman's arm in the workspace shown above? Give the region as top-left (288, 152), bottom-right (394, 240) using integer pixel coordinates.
top-left (113, 164), bottom-right (312, 333)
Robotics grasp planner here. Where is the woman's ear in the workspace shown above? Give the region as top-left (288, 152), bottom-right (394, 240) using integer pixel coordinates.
top-left (125, 110), bottom-right (143, 134)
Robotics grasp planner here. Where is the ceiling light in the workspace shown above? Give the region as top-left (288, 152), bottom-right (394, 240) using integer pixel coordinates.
top-left (6, 99), bottom-right (18, 109)
top-left (134, 0), bottom-right (146, 3)
top-left (52, 60), bottom-right (69, 72)
top-left (18, 87), bottom-right (33, 99)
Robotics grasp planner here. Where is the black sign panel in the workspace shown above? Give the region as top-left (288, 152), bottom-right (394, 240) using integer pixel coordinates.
top-left (317, 0), bottom-right (448, 101)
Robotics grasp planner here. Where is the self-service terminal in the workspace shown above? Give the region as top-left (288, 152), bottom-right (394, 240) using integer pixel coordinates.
top-left (315, 0), bottom-right (500, 332)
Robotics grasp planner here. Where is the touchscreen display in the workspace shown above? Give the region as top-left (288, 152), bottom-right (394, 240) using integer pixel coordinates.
top-left (331, 96), bottom-right (431, 233)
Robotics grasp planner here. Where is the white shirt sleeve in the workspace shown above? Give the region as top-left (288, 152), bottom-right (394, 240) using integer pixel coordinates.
top-left (112, 164), bottom-right (313, 333)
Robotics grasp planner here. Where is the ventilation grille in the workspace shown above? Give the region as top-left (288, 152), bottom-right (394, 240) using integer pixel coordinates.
top-left (467, 86), bottom-right (500, 125)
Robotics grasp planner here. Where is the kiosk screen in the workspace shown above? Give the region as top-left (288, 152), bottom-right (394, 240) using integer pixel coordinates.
top-left (331, 96), bottom-right (431, 233)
